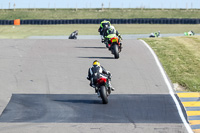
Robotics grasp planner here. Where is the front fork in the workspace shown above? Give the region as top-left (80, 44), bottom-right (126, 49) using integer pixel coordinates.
top-left (105, 81), bottom-right (111, 95)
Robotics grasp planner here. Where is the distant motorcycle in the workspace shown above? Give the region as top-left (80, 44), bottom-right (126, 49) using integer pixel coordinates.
top-left (68, 30), bottom-right (78, 39)
top-left (93, 73), bottom-right (112, 104)
top-left (149, 31), bottom-right (160, 38)
top-left (184, 31), bottom-right (195, 36)
top-left (105, 34), bottom-right (122, 59)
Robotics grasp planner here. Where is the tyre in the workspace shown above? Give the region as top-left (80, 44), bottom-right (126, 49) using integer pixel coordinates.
top-left (100, 86), bottom-right (108, 104)
top-left (113, 44), bottom-right (119, 59)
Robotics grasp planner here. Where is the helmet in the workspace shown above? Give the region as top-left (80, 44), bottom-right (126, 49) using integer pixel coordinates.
top-left (93, 60), bottom-right (100, 66)
top-left (101, 20), bottom-right (111, 28)
top-left (107, 25), bottom-right (115, 34)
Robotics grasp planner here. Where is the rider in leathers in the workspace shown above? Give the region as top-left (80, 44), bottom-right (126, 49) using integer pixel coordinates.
top-left (104, 25), bottom-right (122, 41)
top-left (104, 25), bottom-right (122, 49)
top-left (98, 20), bottom-right (111, 42)
top-left (87, 60), bottom-right (115, 92)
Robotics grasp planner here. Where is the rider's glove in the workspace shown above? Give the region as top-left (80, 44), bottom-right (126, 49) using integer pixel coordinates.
top-left (107, 71), bottom-right (110, 74)
top-left (107, 71), bottom-right (112, 78)
top-left (118, 34), bottom-right (122, 39)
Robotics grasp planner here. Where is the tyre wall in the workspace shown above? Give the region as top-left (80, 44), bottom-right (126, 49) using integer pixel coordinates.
top-left (0, 19), bottom-right (200, 25)
top-left (0, 20), bottom-right (14, 25)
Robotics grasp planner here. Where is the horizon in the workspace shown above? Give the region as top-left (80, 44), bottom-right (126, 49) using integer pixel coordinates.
top-left (1, 0), bottom-right (200, 9)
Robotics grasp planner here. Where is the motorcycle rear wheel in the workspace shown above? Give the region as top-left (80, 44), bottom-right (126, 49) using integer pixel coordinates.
top-left (100, 86), bottom-right (108, 104)
top-left (113, 44), bottom-right (119, 59)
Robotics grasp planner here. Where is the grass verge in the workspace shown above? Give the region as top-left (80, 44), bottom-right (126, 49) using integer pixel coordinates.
top-left (0, 24), bottom-right (200, 39)
top-left (1, 9), bottom-right (200, 20)
top-left (143, 36), bottom-right (200, 91)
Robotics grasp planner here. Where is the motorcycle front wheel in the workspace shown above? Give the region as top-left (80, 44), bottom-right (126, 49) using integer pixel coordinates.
top-left (100, 86), bottom-right (108, 104)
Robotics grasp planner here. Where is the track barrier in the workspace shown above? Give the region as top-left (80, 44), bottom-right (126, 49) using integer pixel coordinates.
top-left (1, 18), bottom-right (200, 25)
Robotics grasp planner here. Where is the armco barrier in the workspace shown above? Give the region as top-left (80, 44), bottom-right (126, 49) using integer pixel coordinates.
top-left (1, 19), bottom-right (200, 25)
top-left (0, 20), bottom-right (13, 25)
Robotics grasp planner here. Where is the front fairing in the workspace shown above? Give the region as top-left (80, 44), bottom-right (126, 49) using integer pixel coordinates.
top-left (106, 34), bottom-right (117, 39)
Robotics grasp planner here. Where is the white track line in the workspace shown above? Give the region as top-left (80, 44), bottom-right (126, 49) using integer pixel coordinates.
top-left (140, 40), bottom-right (193, 133)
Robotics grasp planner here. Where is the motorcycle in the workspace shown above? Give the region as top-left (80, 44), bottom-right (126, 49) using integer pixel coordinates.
top-left (184, 31), bottom-right (195, 36)
top-left (105, 34), bottom-right (122, 59)
top-left (149, 31), bottom-right (160, 38)
top-left (68, 30), bottom-right (78, 39)
top-left (94, 73), bottom-right (111, 104)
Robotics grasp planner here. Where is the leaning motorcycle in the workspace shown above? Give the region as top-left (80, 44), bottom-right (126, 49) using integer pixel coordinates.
top-left (184, 31), bottom-right (195, 36)
top-left (105, 34), bottom-right (122, 59)
top-left (94, 73), bottom-right (111, 104)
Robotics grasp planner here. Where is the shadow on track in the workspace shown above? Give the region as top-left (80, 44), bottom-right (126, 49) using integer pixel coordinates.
top-left (0, 94), bottom-right (186, 123)
top-left (78, 56), bottom-right (114, 59)
top-left (75, 46), bottom-right (106, 49)
top-left (54, 99), bottom-right (101, 104)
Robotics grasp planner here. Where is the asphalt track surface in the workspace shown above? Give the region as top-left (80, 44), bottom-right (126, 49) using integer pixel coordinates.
top-left (0, 39), bottom-right (189, 132)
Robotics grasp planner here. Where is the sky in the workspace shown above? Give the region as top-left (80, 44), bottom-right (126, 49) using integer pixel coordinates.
top-left (0, 0), bottom-right (200, 9)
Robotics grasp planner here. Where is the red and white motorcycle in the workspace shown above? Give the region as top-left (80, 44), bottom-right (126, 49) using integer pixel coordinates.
top-left (94, 73), bottom-right (112, 104)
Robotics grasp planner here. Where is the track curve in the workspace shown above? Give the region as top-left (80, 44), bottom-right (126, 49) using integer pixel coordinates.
top-left (0, 39), bottom-right (188, 132)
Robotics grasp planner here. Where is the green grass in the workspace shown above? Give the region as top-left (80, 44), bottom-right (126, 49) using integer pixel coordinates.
top-left (143, 36), bottom-right (200, 91)
top-left (1, 9), bottom-right (200, 20)
top-left (0, 24), bottom-right (200, 39)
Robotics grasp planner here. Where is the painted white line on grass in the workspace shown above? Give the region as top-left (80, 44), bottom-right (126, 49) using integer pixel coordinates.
top-left (140, 40), bottom-right (193, 133)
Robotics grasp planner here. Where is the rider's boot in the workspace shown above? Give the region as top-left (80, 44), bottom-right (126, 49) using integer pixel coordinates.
top-left (110, 86), bottom-right (115, 91)
top-left (101, 36), bottom-right (105, 43)
top-left (97, 91), bottom-right (101, 97)
top-left (108, 81), bottom-right (115, 91)
top-left (119, 43), bottom-right (122, 52)
top-left (90, 79), bottom-right (96, 89)
top-left (95, 87), bottom-right (98, 93)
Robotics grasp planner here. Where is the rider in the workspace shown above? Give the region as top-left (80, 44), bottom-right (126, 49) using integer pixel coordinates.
top-left (68, 30), bottom-right (78, 39)
top-left (98, 20), bottom-right (111, 42)
top-left (154, 31), bottom-right (160, 37)
top-left (104, 25), bottom-right (121, 38)
top-left (104, 25), bottom-right (122, 48)
top-left (87, 60), bottom-right (115, 92)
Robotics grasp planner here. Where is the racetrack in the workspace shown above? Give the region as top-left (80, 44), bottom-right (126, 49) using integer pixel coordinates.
top-left (0, 39), bottom-right (189, 132)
